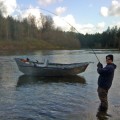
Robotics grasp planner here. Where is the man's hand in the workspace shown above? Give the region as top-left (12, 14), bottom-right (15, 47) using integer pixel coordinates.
top-left (97, 62), bottom-right (103, 68)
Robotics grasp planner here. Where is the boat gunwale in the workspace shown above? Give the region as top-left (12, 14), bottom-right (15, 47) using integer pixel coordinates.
top-left (15, 58), bottom-right (89, 68)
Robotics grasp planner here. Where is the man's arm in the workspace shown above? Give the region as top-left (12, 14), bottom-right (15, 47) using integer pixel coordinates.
top-left (97, 65), bottom-right (113, 75)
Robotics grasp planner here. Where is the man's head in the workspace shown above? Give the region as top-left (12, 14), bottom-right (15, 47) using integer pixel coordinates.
top-left (106, 54), bottom-right (113, 64)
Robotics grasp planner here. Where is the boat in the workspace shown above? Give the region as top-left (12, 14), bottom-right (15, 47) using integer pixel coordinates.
top-left (15, 58), bottom-right (89, 76)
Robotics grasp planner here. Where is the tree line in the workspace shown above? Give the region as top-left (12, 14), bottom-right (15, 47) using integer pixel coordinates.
top-left (0, 12), bottom-right (80, 50)
top-left (76, 26), bottom-right (120, 50)
top-left (0, 11), bottom-right (120, 50)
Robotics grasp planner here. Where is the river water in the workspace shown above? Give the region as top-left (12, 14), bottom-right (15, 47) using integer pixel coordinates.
top-left (0, 50), bottom-right (120, 120)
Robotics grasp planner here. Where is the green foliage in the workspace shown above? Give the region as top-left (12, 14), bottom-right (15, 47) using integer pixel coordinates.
top-left (76, 26), bottom-right (120, 50)
top-left (0, 12), bottom-right (120, 51)
top-left (0, 13), bottom-right (80, 50)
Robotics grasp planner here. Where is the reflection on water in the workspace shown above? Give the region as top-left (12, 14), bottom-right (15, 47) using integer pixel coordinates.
top-left (96, 104), bottom-right (110, 120)
top-left (96, 111), bottom-right (109, 120)
top-left (17, 75), bottom-right (86, 87)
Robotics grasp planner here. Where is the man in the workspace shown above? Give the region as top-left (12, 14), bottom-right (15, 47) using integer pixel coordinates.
top-left (97, 54), bottom-right (116, 111)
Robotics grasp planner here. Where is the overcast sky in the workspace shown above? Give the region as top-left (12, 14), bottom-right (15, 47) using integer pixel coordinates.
top-left (0, 0), bottom-right (120, 34)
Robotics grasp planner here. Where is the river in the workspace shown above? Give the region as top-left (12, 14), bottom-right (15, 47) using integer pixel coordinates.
top-left (0, 50), bottom-right (120, 120)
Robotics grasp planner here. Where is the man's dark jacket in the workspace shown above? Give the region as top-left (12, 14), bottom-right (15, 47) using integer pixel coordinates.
top-left (97, 63), bottom-right (116, 90)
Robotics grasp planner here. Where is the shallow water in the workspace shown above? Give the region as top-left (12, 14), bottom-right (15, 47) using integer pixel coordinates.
top-left (0, 50), bottom-right (120, 120)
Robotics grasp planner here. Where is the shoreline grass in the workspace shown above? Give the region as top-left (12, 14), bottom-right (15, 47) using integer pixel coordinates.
top-left (0, 40), bottom-right (76, 55)
top-left (0, 40), bottom-right (119, 55)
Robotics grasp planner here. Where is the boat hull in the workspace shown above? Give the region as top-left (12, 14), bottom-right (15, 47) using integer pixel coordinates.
top-left (15, 58), bottom-right (89, 76)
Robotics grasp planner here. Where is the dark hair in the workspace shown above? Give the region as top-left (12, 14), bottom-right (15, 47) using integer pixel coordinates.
top-left (106, 54), bottom-right (113, 61)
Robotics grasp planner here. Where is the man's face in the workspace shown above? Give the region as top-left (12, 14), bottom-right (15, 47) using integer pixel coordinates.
top-left (106, 57), bottom-right (112, 64)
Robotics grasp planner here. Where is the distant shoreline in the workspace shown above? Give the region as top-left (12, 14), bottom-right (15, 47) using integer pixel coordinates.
top-left (0, 40), bottom-right (80, 51)
top-left (0, 40), bottom-right (78, 55)
top-left (0, 49), bottom-right (119, 56)
top-left (0, 41), bottom-right (119, 55)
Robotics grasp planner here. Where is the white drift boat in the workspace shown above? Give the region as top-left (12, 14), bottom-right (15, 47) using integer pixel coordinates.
top-left (15, 58), bottom-right (89, 76)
